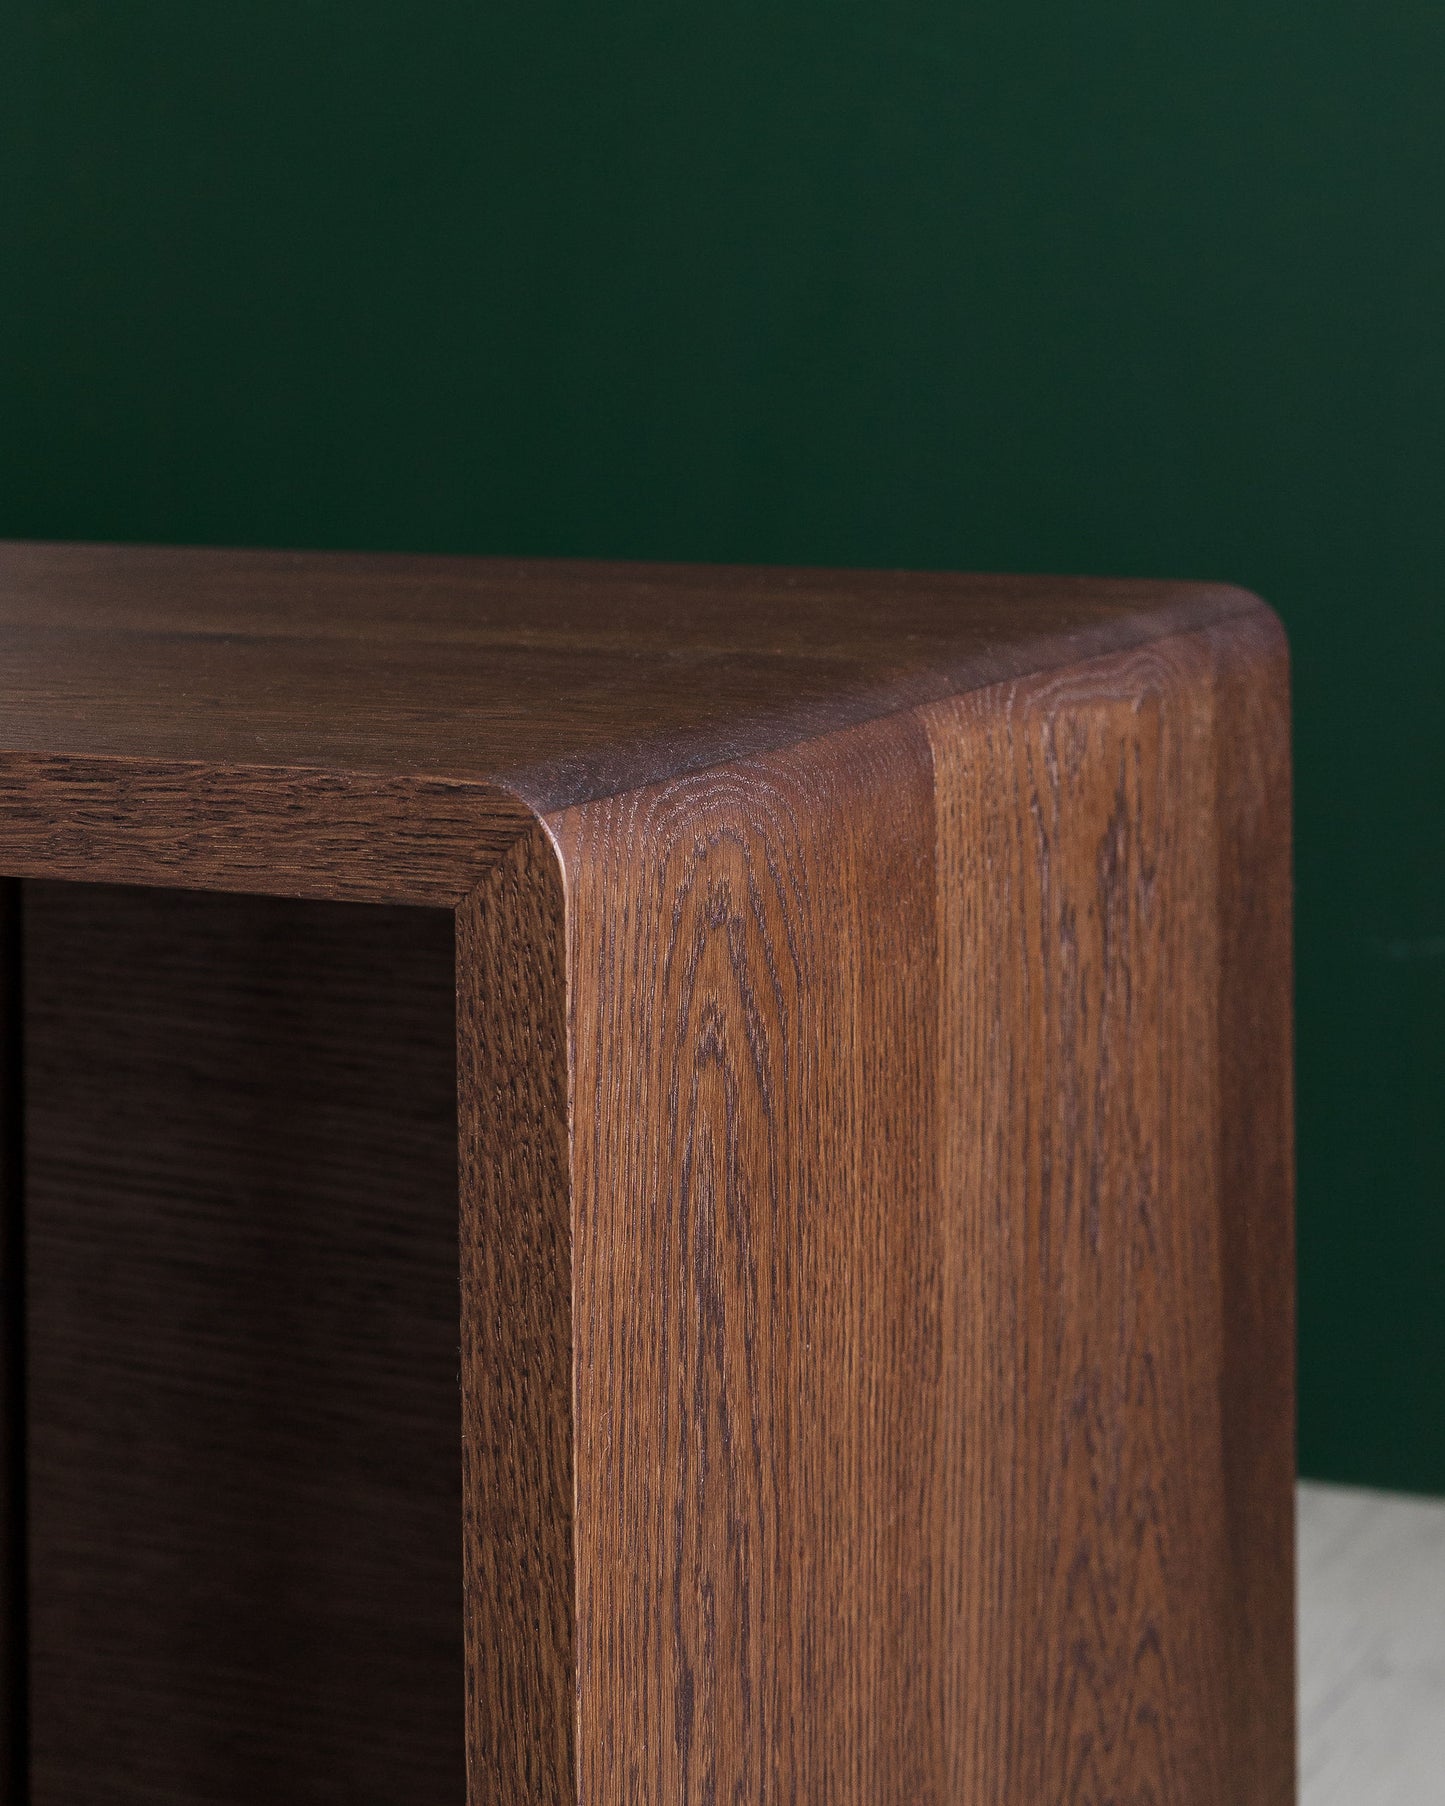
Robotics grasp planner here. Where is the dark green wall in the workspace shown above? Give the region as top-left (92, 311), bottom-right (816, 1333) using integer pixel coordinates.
top-left (3, 3), bottom-right (1442, 1490)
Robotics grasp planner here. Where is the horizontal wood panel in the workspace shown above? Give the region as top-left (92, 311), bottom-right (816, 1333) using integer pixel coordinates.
top-left (0, 541), bottom-right (1262, 813)
top-left (0, 756), bottom-right (528, 904)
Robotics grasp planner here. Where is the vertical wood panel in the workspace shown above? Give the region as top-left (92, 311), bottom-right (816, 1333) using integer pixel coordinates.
top-left (553, 628), bottom-right (1292, 1803)
top-left (551, 717), bottom-right (949, 1806)
top-left (24, 884), bottom-right (464, 1806)
top-left (922, 625), bottom-right (1290, 1805)
top-left (456, 830), bottom-right (576, 1806)
top-left (1209, 612), bottom-right (1296, 1804)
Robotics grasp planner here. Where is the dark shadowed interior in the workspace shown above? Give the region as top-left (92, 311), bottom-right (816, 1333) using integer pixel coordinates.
top-left (20, 883), bottom-right (463, 1805)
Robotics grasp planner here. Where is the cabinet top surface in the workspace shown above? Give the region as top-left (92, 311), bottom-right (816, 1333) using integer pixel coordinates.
top-left (0, 540), bottom-right (1259, 812)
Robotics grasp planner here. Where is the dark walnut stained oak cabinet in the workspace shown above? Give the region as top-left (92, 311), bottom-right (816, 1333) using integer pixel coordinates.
top-left (0, 542), bottom-right (1294, 1806)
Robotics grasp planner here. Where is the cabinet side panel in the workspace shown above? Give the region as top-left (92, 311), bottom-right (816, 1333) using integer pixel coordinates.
top-left (922, 624), bottom-right (1291, 1804)
top-left (551, 718), bottom-right (955, 1806)
top-left (25, 884), bottom-right (465, 1806)
top-left (456, 830), bottom-right (576, 1806)
top-left (1208, 612), bottom-right (1296, 1803)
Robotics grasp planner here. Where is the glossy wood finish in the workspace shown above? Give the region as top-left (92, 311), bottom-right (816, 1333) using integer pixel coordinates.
top-left (0, 542), bottom-right (1294, 1805)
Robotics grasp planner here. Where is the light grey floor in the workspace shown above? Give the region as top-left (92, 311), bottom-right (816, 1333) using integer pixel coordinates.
top-left (1300, 1480), bottom-right (1445, 1804)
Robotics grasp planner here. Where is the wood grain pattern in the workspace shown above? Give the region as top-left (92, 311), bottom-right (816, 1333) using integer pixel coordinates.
top-left (0, 540), bottom-right (1261, 815)
top-left (1209, 611), bottom-right (1296, 1803)
top-left (546, 619), bottom-right (1293, 1805)
top-left (0, 756), bottom-right (529, 905)
top-left (923, 634), bottom-right (1235, 1803)
top-left (0, 543), bottom-right (1294, 1806)
top-left (456, 830), bottom-right (575, 1806)
top-left (24, 885), bottom-right (464, 1806)
top-left (551, 716), bottom-right (943, 1806)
